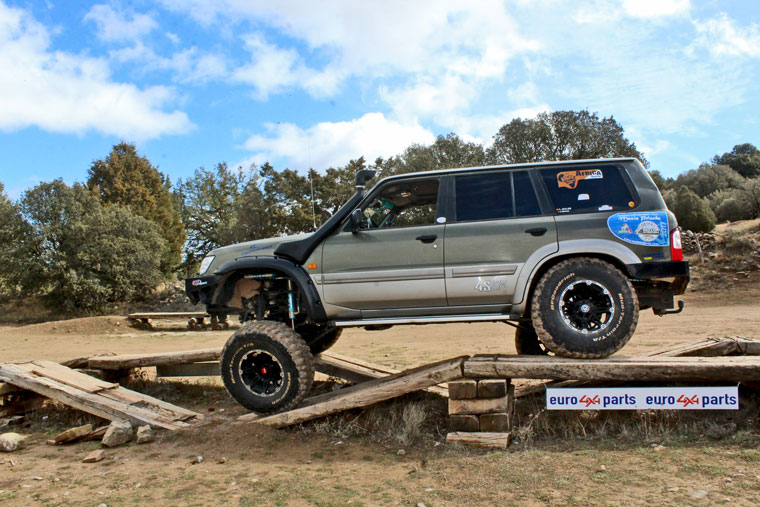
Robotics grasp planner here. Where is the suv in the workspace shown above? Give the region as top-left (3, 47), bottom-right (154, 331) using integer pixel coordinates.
top-left (186, 158), bottom-right (689, 413)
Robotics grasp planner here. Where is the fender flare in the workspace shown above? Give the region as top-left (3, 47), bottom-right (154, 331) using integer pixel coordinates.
top-left (214, 256), bottom-right (327, 323)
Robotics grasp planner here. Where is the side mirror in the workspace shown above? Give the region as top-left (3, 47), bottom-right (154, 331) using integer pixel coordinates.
top-left (350, 209), bottom-right (363, 233)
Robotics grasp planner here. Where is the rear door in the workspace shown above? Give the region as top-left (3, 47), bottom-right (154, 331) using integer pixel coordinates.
top-left (444, 169), bottom-right (558, 306)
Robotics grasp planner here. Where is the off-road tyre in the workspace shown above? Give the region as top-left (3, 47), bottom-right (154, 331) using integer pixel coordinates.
top-left (513, 325), bottom-right (549, 355)
top-left (221, 320), bottom-right (314, 414)
top-left (298, 325), bottom-right (343, 355)
top-left (531, 257), bottom-right (639, 359)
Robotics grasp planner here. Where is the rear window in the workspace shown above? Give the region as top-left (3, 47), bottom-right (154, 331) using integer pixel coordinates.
top-left (540, 165), bottom-right (638, 214)
top-left (454, 170), bottom-right (541, 222)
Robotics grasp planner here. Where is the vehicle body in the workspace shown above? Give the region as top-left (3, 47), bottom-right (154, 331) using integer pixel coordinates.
top-left (186, 158), bottom-right (689, 412)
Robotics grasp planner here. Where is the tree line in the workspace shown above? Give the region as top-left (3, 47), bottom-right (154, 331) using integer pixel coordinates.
top-left (0, 110), bottom-right (756, 312)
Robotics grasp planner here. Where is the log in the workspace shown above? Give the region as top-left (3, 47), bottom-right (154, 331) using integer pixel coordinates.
top-left (53, 424), bottom-right (93, 444)
top-left (242, 356), bottom-right (466, 427)
top-left (446, 432), bottom-right (510, 449)
top-left (127, 312), bottom-right (208, 319)
top-left (464, 355), bottom-right (760, 382)
top-left (448, 396), bottom-right (508, 415)
top-left (88, 348), bottom-right (221, 370)
top-left (156, 362), bottom-right (221, 377)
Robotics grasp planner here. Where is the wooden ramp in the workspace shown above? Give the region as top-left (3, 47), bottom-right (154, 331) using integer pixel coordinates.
top-left (0, 360), bottom-right (202, 430)
top-left (240, 356), bottom-right (466, 428)
top-left (127, 311), bottom-right (217, 331)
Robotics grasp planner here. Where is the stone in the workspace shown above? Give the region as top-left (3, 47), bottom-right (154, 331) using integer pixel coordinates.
top-left (135, 425), bottom-right (153, 444)
top-left (691, 490), bottom-right (708, 499)
top-left (192, 455), bottom-right (204, 464)
top-left (83, 449), bottom-right (105, 463)
top-left (397, 449), bottom-right (406, 456)
top-left (102, 420), bottom-right (133, 448)
top-left (0, 432), bottom-right (26, 452)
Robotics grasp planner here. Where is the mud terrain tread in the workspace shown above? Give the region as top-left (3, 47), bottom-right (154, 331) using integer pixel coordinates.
top-left (222, 320), bottom-right (314, 413)
top-left (531, 257), bottom-right (639, 359)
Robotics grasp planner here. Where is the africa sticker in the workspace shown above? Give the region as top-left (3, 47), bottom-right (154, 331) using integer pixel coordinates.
top-left (607, 212), bottom-right (669, 247)
top-left (557, 169), bottom-right (603, 189)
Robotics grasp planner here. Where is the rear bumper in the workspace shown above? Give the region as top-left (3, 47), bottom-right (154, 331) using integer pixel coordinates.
top-left (627, 260), bottom-right (690, 314)
top-left (184, 275), bottom-right (221, 305)
top-left (627, 260), bottom-right (690, 281)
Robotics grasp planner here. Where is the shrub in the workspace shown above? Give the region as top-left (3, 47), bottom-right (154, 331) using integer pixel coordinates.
top-left (665, 186), bottom-right (716, 232)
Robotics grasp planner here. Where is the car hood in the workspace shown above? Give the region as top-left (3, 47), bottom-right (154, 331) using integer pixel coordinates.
top-left (204, 233), bottom-right (312, 274)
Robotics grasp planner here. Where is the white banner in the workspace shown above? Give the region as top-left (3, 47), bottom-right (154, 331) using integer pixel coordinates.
top-left (546, 386), bottom-right (739, 410)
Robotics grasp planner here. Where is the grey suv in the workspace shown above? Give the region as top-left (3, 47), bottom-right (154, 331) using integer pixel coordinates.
top-left (186, 158), bottom-right (689, 413)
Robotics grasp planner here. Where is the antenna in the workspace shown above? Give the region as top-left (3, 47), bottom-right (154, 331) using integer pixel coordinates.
top-left (310, 168), bottom-right (317, 231)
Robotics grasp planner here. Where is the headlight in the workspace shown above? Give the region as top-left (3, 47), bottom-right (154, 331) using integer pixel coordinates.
top-left (199, 255), bottom-right (215, 275)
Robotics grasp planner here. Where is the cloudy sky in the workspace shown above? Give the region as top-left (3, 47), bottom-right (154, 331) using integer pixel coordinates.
top-left (1, 0), bottom-right (758, 199)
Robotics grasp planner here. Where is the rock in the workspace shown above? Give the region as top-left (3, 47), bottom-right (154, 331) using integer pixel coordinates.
top-left (397, 449), bottom-right (407, 456)
top-left (192, 455), bottom-right (204, 464)
top-left (54, 424), bottom-right (93, 444)
top-left (83, 450), bottom-right (105, 463)
top-left (0, 432), bottom-right (26, 452)
top-left (102, 420), bottom-right (133, 448)
top-left (665, 487), bottom-right (679, 492)
top-left (135, 425), bottom-right (153, 444)
top-left (691, 490), bottom-right (708, 499)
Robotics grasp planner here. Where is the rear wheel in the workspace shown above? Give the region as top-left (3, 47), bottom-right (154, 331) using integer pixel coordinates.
top-left (531, 258), bottom-right (639, 358)
top-left (221, 321), bottom-right (314, 414)
top-left (513, 325), bottom-right (549, 355)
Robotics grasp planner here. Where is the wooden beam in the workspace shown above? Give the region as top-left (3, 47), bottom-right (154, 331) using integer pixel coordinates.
top-left (127, 312), bottom-right (208, 319)
top-left (464, 355), bottom-right (760, 382)
top-left (446, 432), bottom-right (510, 449)
top-left (156, 362), bottom-right (221, 377)
top-left (241, 356), bottom-right (466, 427)
top-left (88, 348), bottom-right (221, 370)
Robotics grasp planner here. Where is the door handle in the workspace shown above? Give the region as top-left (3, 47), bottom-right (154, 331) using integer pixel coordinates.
top-left (525, 227), bottom-right (547, 237)
top-left (415, 234), bottom-right (438, 243)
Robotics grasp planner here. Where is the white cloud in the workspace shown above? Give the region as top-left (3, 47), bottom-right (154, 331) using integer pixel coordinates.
top-left (84, 3), bottom-right (158, 43)
top-left (242, 113), bottom-right (435, 170)
top-left (0, 2), bottom-right (192, 139)
top-left (620, 0), bottom-right (690, 19)
top-left (110, 42), bottom-right (228, 84)
top-left (690, 14), bottom-right (760, 58)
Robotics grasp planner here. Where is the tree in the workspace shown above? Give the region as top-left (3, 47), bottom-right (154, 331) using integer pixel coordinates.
top-left (486, 110), bottom-right (647, 166)
top-left (712, 143), bottom-right (760, 178)
top-left (648, 170), bottom-right (672, 191)
top-left (664, 186), bottom-right (715, 232)
top-left (377, 134), bottom-right (486, 178)
top-left (672, 163), bottom-right (745, 198)
top-left (87, 142), bottom-right (185, 275)
top-left (17, 180), bottom-right (165, 312)
top-left (0, 183), bottom-right (34, 298)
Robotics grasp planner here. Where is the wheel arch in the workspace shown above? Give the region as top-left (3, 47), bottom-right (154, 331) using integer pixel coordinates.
top-left (511, 240), bottom-right (641, 320)
top-left (213, 256), bottom-right (327, 323)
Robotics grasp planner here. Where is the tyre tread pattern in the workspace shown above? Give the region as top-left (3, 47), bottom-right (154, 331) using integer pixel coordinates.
top-left (222, 320), bottom-right (314, 414)
top-left (531, 257), bottom-right (639, 359)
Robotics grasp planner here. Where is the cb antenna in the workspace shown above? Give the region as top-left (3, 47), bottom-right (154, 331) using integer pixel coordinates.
top-left (310, 168), bottom-right (317, 231)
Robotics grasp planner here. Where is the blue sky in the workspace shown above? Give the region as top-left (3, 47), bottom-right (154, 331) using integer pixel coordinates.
top-left (1, 0), bottom-right (759, 200)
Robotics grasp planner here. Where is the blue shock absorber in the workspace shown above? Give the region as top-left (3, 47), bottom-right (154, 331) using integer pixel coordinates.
top-left (287, 279), bottom-right (295, 329)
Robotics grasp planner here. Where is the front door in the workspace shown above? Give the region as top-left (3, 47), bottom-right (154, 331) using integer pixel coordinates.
top-left (320, 176), bottom-right (445, 311)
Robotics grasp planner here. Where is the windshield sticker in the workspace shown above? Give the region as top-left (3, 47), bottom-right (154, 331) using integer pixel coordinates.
top-left (607, 212), bottom-right (669, 246)
top-left (557, 169), bottom-right (603, 189)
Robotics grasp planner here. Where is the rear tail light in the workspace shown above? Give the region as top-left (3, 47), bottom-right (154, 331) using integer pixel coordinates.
top-left (671, 229), bottom-right (683, 261)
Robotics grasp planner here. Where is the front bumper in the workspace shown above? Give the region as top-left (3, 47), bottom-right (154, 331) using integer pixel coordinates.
top-left (184, 275), bottom-right (220, 305)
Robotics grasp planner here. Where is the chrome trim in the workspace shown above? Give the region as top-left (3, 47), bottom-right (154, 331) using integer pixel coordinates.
top-left (450, 263), bottom-right (518, 278)
top-left (321, 267), bottom-right (444, 284)
top-left (335, 313), bottom-right (512, 327)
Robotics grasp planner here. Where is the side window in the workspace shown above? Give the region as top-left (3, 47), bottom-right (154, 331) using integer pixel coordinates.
top-left (454, 170), bottom-right (541, 222)
top-left (455, 172), bottom-right (512, 221)
top-left (540, 165), bottom-right (638, 214)
top-left (361, 178), bottom-right (440, 229)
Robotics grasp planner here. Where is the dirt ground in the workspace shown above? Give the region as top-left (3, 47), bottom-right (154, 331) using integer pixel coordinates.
top-left (1, 257), bottom-right (760, 505)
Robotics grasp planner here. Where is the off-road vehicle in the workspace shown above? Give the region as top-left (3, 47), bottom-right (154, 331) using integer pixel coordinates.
top-left (186, 158), bottom-right (689, 413)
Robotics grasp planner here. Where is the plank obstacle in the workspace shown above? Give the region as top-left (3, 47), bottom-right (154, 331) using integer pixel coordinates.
top-left (127, 312), bottom-right (230, 331)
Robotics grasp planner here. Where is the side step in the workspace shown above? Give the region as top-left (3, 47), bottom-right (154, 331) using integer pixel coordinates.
top-left (240, 356), bottom-right (467, 428)
top-left (335, 314), bottom-right (511, 327)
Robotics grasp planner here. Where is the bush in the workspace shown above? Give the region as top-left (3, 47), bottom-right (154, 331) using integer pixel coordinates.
top-left (673, 163), bottom-right (745, 198)
top-left (665, 186), bottom-right (716, 232)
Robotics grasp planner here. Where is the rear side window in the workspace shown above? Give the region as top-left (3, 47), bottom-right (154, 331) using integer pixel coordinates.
top-left (540, 165), bottom-right (637, 214)
top-left (454, 170), bottom-right (541, 222)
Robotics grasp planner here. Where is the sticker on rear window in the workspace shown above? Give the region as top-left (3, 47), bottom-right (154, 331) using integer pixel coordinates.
top-left (607, 212), bottom-right (669, 246)
top-left (557, 169), bottom-right (603, 189)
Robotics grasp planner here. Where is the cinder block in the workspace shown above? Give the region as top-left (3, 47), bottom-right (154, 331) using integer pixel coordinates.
top-left (449, 414), bottom-right (480, 432)
top-left (477, 379), bottom-right (508, 399)
top-left (448, 379), bottom-right (478, 400)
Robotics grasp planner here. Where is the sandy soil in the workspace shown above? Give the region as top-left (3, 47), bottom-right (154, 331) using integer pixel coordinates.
top-left (1, 270), bottom-right (759, 505)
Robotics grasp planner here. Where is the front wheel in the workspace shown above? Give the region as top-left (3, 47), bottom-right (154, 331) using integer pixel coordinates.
top-left (531, 258), bottom-right (639, 358)
top-left (221, 321), bottom-right (314, 414)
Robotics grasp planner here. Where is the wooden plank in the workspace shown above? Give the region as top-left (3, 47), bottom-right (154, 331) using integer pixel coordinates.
top-left (0, 363), bottom-right (197, 429)
top-left (446, 432), bottom-right (510, 449)
top-left (477, 379), bottom-right (508, 399)
top-left (464, 355), bottom-right (760, 382)
top-left (0, 382), bottom-right (22, 395)
top-left (25, 361), bottom-right (118, 393)
top-left (448, 396), bottom-right (509, 415)
top-left (241, 356), bottom-right (466, 427)
top-left (128, 312), bottom-right (208, 319)
top-left (449, 415), bottom-right (480, 432)
top-left (53, 424), bottom-right (93, 444)
top-left (156, 362), bottom-right (221, 377)
top-left (88, 348), bottom-right (221, 370)
top-left (448, 380), bottom-right (477, 400)
top-left (314, 354), bottom-right (449, 397)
